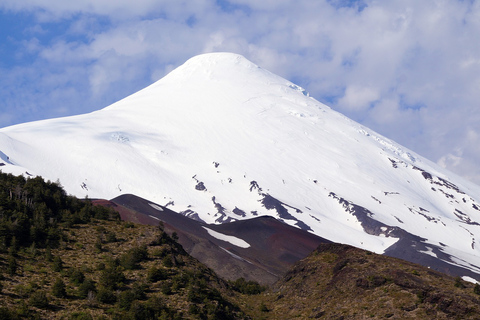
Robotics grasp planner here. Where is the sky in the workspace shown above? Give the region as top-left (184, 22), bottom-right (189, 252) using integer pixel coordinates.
top-left (0, 0), bottom-right (480, 185)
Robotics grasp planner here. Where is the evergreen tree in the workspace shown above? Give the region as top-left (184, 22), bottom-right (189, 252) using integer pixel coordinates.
top-left (52, 256), bottom-right (63, 272)
top-left (51, 278), bottom-right (67, 298)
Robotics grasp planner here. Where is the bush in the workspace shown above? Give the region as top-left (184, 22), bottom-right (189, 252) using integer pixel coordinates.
top-left (229, 278), bottom-right (266, 295)
top-left (117, 290), bottom-right (136, 310)
top-left (454, 276), bottom-right (466, 288)
top-left (474, 284), bottom-right (480, 295)
top-left (98, 266), bottom-right (125, 290)
top-left (69, 312), bottom-right (94, 320)
top-left (52, 256), bottom-right (63, 272)
top-left (29, 290), bottom-right (49, 309)
top-left (259, 302), bottom-right (269, 312)
top-left (105, 231), bottom-right (117, 243)
top-left (96, 287), bottom-right (116, 304)
top-left (144, 295), bottom-right (167, 317)
top-left (127, 302), bottom-right (150, 320)
top-left (147, 266), bottom-right (167, 283)
top-left (77, 279), bottom-right (96, 299)
top-left (94, 238), bottom-right (103, 253)
top-left (119, 245), bottom-right (148, 270)
top-left (51, 278), bottom-right (67, 298)
top-left (45, 246), bottom-right (53, 261)
top-left (14, 284), bottom-right (35, 298)
top-left (0, 306), bottom-right (19, 320)
top-left (162, 255), bottom-right (173, 268)
top-left (7, 256), bottom-right (17, 275)
top-left (131, 282), bottom-right (148, 301)
top-left (69, 268), bottom-right (85, 285)
top-left (160, 282), bottom-right (172, 295)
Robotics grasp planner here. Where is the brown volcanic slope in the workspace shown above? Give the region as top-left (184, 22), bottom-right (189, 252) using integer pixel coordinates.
top-left (94, 194), bottom-right (330, 285)
top-left (250, 243), bottom-right (480, 319)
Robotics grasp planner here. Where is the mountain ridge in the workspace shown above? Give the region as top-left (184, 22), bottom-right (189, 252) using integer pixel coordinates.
top-left (98, 193), bottom-right (330, 285)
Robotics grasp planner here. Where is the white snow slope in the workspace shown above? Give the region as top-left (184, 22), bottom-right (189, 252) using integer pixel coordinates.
top-left (2, 53), bottom-right (480, 277)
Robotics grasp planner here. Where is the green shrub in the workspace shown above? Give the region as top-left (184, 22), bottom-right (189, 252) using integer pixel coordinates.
top-left (162, 255), bottom-right (173, 268)
top-left (7, 256), bottom-right (17, 275)
top-left (0, 306), bottom-right (19, 320)
top-left (259, 302), bottom-right (269, 312)
top-left (29, 290), bottom-right (49, 309)
top-left (51, 278), bottom-right (67, 298)
top-left (127, 302), bottom-right (150, 320)
top-left (474, 284), bottom-right (480, 295)
top-left (147, 266), bottom-right (167, 283)
top-left (77, 279), bottom-right (96, 299)
top-left (45, 246), bottom-right (53, 261)
top-left (69, 268), bottom-right (85, 285)
top-left (94, 238), bottom-right (103, 253)
top-left (144, 295), bottom-right (168, 317)
top-left (69, 311), bottom-right (94, 320)
top-left (131, 282), bottom-right (148, 301)
top-left (119, 245), bottom-right (148, 270)
top-left (117, 290), bottom-right (136, 310)
top-left (124, 222), bottom-right (135, 228)
top-left (229, 277), bottom-right (266, 295)
top-left (14, 284), bottom-right (33, 298)
top-left (105, 231), bottom-right (117, 243)
top-left (98, 266), bottom-right (125, 290)
top-left (160, 282), bottom-right (172, 295)
top-left (454, 276), bottom-right (466, 288)
top-left (15, 282), bottom-right (38, 298)
top-left (96, 287), bottom-right (116, 304)
top-left (52, 256), bottom-right (63, 272)
top-left (150, 247), bottom-right (167, 257)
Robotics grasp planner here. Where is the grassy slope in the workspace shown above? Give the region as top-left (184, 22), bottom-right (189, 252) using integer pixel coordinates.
top-left (0, 219), bottom-right (249, 319)
top-left (240, 243), bottom-right (480, 319)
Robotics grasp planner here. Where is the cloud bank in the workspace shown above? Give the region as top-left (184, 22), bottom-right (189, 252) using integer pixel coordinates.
top-left (1, 0), bottom-right (480, 184)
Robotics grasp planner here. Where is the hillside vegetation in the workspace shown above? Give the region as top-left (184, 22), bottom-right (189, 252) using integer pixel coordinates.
top-left (0, 172), bottom-right (249, 319)
top-left (249, 243), bottom-right (480, 319)
top-left (2, 171), bottom-right (480, 319)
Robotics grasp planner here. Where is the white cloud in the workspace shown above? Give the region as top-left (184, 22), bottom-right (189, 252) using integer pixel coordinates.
top-left (338, 85), bottom-right (379, 111)
top-left (439, 129), bottom-right (480, 185)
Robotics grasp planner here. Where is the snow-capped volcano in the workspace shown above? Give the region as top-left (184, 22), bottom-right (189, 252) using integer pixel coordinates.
top-left (2, 52), bottom-right (480, 279)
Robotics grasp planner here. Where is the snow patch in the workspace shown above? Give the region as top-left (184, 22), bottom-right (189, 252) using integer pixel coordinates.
top-left (149, 203), bottom-right (164, 211)
top-left (202, 227), bottom-right (250, 248)
top-left (419, 246), bottom-right (438, 258)
top-left (462, 276), bottom-right (478, 284)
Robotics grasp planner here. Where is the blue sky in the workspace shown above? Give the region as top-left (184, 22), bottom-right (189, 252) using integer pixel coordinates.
top-left (1, 0), bottom-right (480, 185)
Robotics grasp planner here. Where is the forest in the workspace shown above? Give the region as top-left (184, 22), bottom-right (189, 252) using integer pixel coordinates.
top-left (0, 172), bottom-right (118, 252)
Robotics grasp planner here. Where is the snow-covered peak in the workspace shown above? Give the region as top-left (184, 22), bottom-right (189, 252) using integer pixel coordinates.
top-left (167, 52), bottom-right (264, 78)
top-left (106, 52), bottom-right (308, 117)
top-left (163, 52), bottom-right (281, 85)
top-left (1, 53), bottom-right (480, 280)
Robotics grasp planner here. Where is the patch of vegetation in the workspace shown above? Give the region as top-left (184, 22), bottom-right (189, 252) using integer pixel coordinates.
top-left (248, 243), bottom-right (480, 319)
top-left (0, 173), bottom-right (248, 319)
top-left (228, 277), bottom-right (266, 295)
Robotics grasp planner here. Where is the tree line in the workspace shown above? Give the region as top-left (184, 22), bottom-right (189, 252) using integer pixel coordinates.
top-left (0, 171), bottom-right (118, 252)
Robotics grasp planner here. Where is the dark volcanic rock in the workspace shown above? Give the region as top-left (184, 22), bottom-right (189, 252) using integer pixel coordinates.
top-left (105, 194), bottom-right (330, 285)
